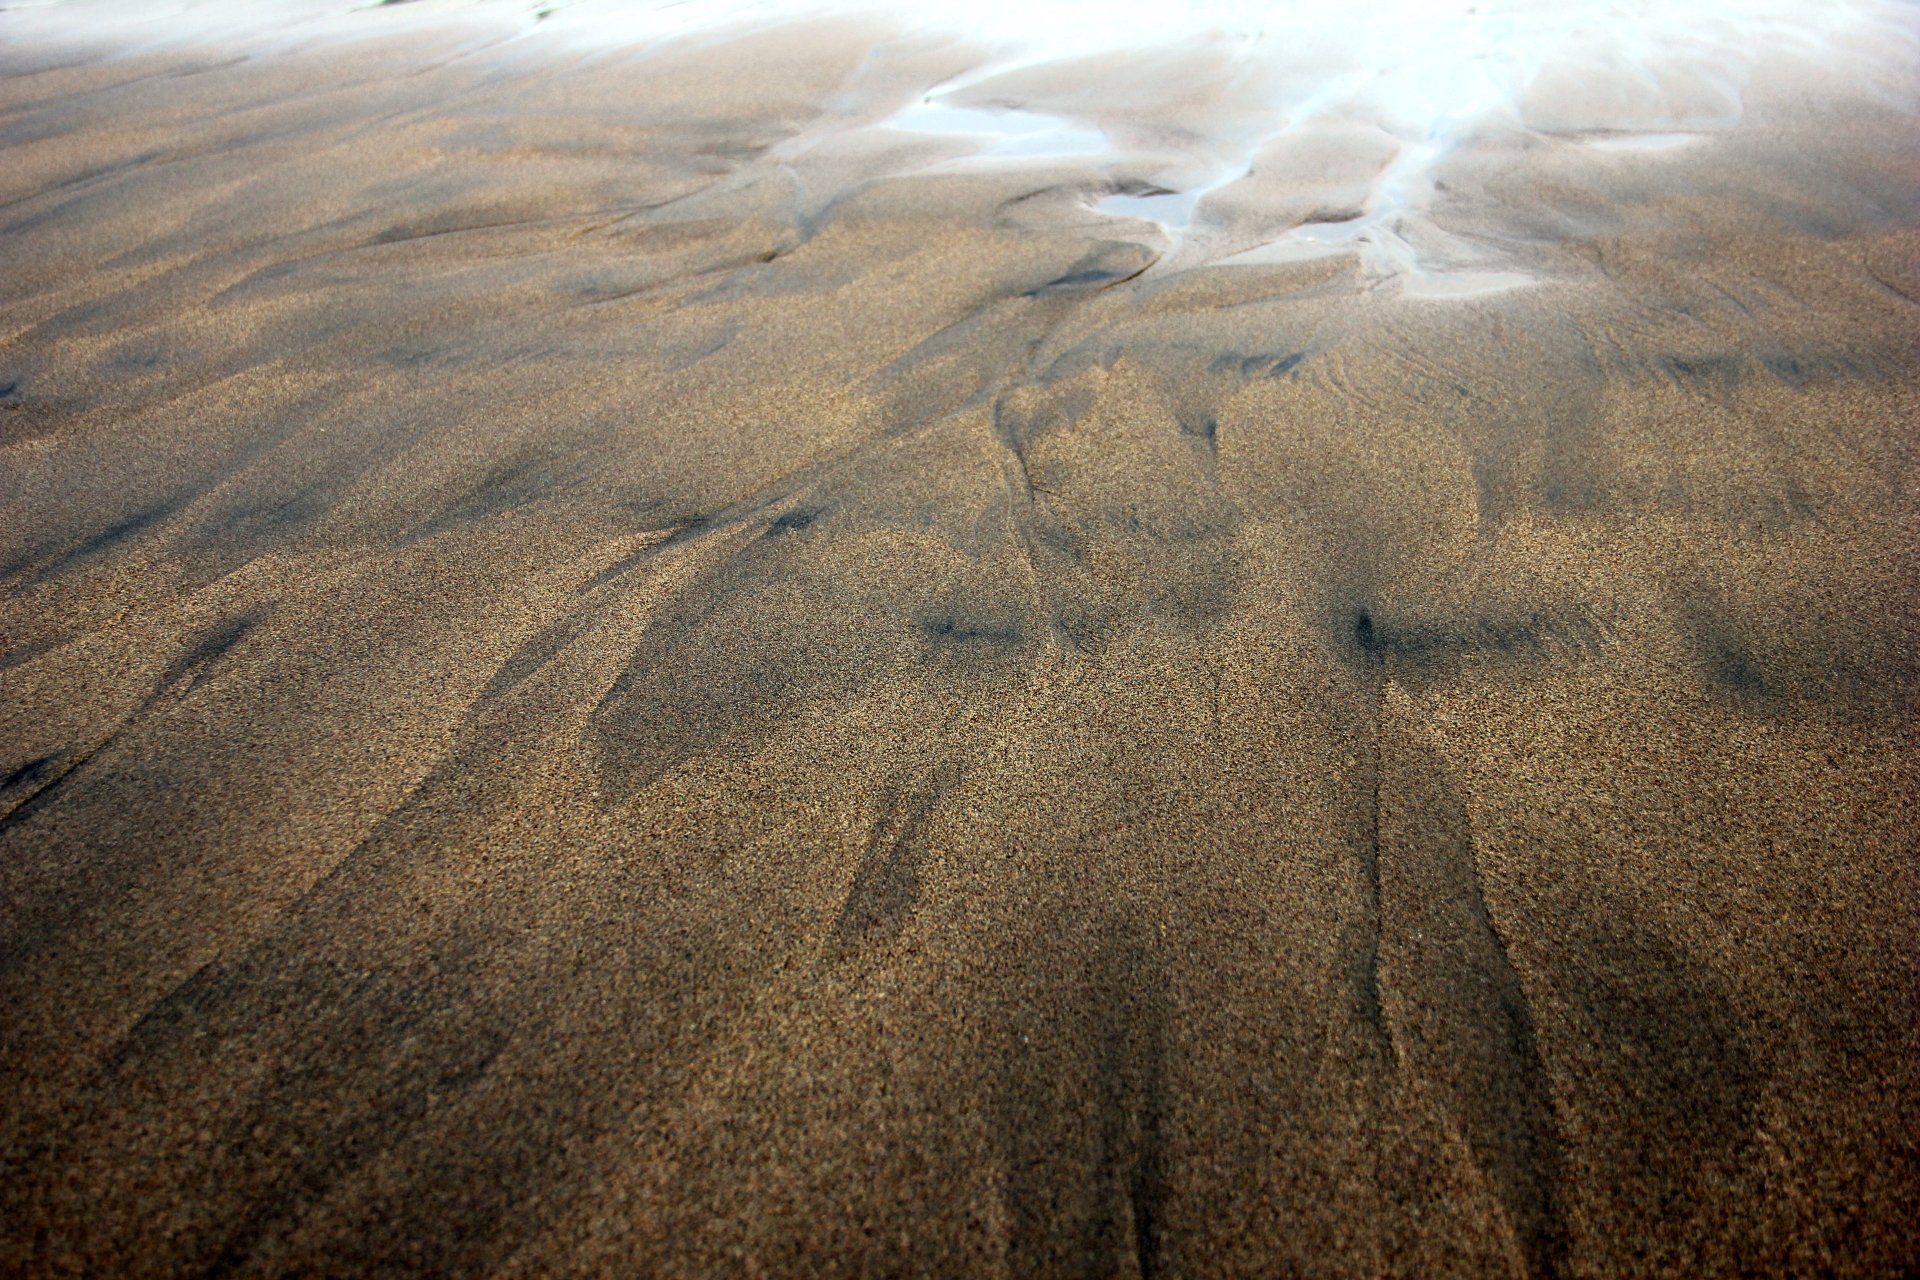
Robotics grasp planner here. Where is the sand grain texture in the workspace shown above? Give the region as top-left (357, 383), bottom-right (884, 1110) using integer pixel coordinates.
top-left (1, 16), bottom-right (1916, 1278)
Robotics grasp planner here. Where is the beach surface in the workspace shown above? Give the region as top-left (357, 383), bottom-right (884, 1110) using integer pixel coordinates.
top-left (1, 4), bottom-right (1917, 1275)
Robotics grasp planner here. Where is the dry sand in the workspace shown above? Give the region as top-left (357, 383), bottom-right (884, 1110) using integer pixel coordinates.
top-left (0, 13), bottom-right (1916, 1278)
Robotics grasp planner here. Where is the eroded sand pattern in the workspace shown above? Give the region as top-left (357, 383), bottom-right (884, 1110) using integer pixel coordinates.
top-left (2, 2), bottom-right (1917, 1275)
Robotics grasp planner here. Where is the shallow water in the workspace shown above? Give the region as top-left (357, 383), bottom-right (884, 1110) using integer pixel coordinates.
top-left (9, 0), bottom-right (1917, 287)
top-left (885, 101), bottom-right (1109, 160)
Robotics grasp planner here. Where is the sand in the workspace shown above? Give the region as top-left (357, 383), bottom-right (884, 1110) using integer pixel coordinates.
top-left (0, 11), bottom-right (1916, 1277)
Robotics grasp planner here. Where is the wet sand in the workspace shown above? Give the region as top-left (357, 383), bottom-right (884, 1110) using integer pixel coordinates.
top-left (1, 12), bottom-right (1917, 1278)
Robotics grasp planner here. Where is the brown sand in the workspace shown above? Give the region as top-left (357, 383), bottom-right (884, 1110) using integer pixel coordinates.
top-left (1, 17), bottom-right (1916, 1279)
